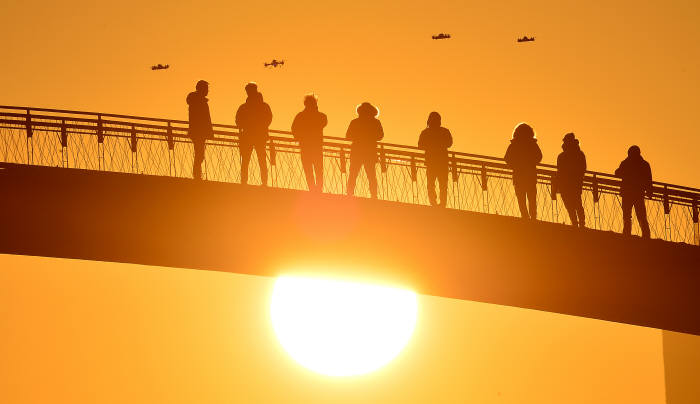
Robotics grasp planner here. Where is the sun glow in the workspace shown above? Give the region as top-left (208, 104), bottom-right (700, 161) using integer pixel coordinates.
top-left (270, 276), bottom-right (418, 377)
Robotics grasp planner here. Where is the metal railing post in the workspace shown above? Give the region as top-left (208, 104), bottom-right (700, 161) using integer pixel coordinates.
top-left (592, 174), bottom-right (600, 230)
top-left (481, 164), bottom-right (489, 214)
top-left (550, 175), bottom-right (558, 224)
top-left (60, 120), bottom-right (69, 168)
top-left (166, 122), bottom-right (175, 176)
top-left (692, 198), bottom-right (699, 246)
top-left (410, 156), bottom-right (418, 204)
top-left (130, 125), bottom-right (138, 174)
top-left (450, 153), bottom-right (459, 210)
top-left (25, 109), bottom-right (33, 165)
top-left (339, 147), bottom-right (347, 195)
top-left (663, 186), bottom-right (671, 241)
top-left (97, 115), bottom-right (105, 170)
top-left (380, 145), bottom-right (387, 200)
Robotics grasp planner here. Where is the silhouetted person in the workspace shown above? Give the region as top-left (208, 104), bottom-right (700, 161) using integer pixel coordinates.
top-left (418, 112), bottom-right (453, 207)
top-left (236, 83), bottom-right (272, 186)
top-left (504, 123), bottom-right (542, 219)
top-left (292, 94), bottom-right (327, 193)
top-left (615, 145), bottom-right (652, 238)
top-left (556, 133), bottom-right (587, 227)
top-left (346, 102), bottom-right (384, 199)
top-left (186, 80), bottom-right (213, 180)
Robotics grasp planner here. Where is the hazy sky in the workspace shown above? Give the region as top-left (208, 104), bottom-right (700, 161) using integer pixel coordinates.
top-left (1, 0), bottom-right (699, 186)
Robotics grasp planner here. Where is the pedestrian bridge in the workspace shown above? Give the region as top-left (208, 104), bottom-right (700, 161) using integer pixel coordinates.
top-left (1, 106), bottom-right (699, 335)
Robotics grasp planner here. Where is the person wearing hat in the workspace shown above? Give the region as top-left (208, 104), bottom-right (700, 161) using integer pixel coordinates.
top-left (236, 82), bottom-right (273, 186)
top-left (614, 145), bottom-right (653, 238)
top-left (556, 132), bottom-right (587, 227)
top-left (418, 111), bottom-right (453, 207)
top-left (292, 94), bottom-right (328, 192)
top-left (504, 122), bottom-right (542, 219)
top-left (345, 102), bottom-right (384, 199)
top-left (186, 80), bottom-right (213, 180)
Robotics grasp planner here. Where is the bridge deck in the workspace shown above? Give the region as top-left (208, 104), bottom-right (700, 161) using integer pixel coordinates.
top-left (1, 162), bottom-right (698, 335)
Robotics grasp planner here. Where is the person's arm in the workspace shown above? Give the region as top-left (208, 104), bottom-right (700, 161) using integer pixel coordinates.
top-left (376, 121), bottom-right (384, 141)
top-left (418, 130), bottom-right (426, 150)
top-left (444, 129), bottom-right (453, 149)
top-left (345, 120), bottom-right (355, 140)
top-left (645, 162), bottom-right (653, 197)
top-left (320, 113), bottom-right (328, 129)
top-left (235, 105), bottom-right (243, 129)
top-left (291, 113), bottom-right (301, 140)
top-left (504, 144), bottom-right (513, 166)
top-left (614, 161), bottom-right (624, 177)
top-left (534, 143), bottom-right (543, 164)
top-left (264, 104), bottom-right (273, 128)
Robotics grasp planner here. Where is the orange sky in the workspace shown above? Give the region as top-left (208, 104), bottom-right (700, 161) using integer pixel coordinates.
top-left (0, 254), bottom-right (670, 403)
top-left (1, 0), bottom-right (699, 187)
top-left (2, 2), bottom-right (700, 402)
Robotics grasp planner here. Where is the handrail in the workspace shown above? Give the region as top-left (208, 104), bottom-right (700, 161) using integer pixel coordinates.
top-left (1, 105), bottom-right (699, 205)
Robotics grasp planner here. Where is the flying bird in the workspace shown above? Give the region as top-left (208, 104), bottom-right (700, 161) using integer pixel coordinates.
top-left (265, 59), bottom-right (285, 68)
top-left (432, 33), bottom-right (451, 40)
top-left (517, 36), bottom-right (535, 43)
top-left (151, 64), bottom-right (170, 70)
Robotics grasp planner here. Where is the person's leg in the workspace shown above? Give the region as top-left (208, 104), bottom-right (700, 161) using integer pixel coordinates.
top-left (527, 181), bottom-right (538, 220)
top-left (192, 140), bottom-right (204, 180)
top-left (347, 157), bottom-right (362, 196)
top-left (514, 184), bottom-right (529, 219)
top-left (426, 166), bottom-right (438, 206)
top-left (621, 197), bottom-right (633, 235)
top-left (300, 149), bottom-right (315, 192)
top-left (239, 140), bottom-right (253, 185)
top-left (312, 147), bottom-right (323, 192)
top-left (254, 141), bottom-right (268, 186)
top-left (635, 197), bottom-right (651, 238)
top-left (366, 159), bottom-right (378, 199)
top-left (561, 191), bottom-right (578, 227)
top-left (437, 166), bottom-right (449, 208)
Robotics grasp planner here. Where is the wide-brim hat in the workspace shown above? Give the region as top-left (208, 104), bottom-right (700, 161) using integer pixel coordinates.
top-left (356, 102), bottom-right (379, 117)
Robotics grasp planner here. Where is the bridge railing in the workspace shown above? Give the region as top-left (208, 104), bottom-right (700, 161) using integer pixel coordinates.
top-left (1, 105), bottom-right (698, 245)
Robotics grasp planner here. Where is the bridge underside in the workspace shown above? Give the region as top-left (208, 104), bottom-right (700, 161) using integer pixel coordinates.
top-left (1, 162), bottom-right (698, 335)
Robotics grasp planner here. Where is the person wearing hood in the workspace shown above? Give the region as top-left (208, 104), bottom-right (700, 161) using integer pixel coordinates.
top-left (615, 145), bottom-right (652, 238)
top-left (292, 94), bottom-right (328, 193)
top-left (418, 111), bottom-right (453, 208)
top-left (186, 80), bottom-right (213, 180)
top-left (556, 133), bottom-right (587, 228)
top-left (236, 82), bottom-right (272, 186)
top-left (346, 102), bottom-right (384, 199)
top-left (504, 123), bottom-right (543, 219)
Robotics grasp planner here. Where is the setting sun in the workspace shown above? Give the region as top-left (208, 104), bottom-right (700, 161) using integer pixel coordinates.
top-left (270, 276), bottom-right (418, 377)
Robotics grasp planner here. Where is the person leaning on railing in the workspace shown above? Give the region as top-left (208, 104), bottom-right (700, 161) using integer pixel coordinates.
top-left (615, 145), bottom-right (652, 238)
top-left (556, 133), bottom-right (587, 228)
top-left (291, 94), bottom-right (327, 193)
top-left (186, 80), bottom-right (213, 180)
top-left (345, 102), bottom-right (384, 199)
top-left (504, 123), bottom-right (542, 220)
top-left (418, 112), bottom-right (453, 208)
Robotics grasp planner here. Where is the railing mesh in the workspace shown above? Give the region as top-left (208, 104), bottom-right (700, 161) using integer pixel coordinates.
top-left (2, 105), bottom-right (698, 246)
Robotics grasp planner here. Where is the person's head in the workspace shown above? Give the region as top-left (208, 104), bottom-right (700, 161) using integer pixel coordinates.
top-left (562, 132), bottom-right (579, 150)
top-left (245, 82), bottom-right (258, 97)
top-left (512, 122), bottom-right (535, 140)
top-left (628, 145), bottom-right (641, 158)
top-left (196, 80), bottom-right (209, 96)
top-left (356, 102), bottom-right (378, 118)
top-left (304, 94), bottom-right (318, 109)
top-left (427, 112), bottom-right (441, 128)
